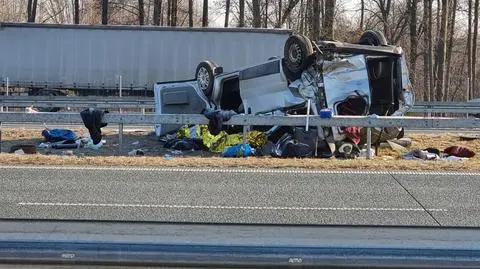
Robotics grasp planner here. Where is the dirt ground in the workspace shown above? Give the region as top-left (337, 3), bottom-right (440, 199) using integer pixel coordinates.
top-left (1, 127), bottom-right (480, 171)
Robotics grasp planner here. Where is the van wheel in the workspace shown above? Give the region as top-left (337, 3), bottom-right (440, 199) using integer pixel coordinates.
top-left (195, 61), bottom-right (217, 98)
top-left (283, 35), bottom-right (314, 79)
top-left (358, 30), bottom-right (388, 46)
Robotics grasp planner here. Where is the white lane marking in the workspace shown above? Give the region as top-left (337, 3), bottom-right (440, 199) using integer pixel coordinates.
top-left (2, 165), bottom-right (480, 176)
top-left (18, 202), bottom-right (447, 212)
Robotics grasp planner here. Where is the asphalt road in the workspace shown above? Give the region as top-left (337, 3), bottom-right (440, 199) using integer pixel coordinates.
top-left (1, 166), bottom-right (479, 226)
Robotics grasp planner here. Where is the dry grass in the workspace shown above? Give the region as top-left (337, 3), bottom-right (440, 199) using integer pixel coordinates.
top-left (1, 128), bottom-right (480, 171)
top-left (0, 153), bottom-right (479, 171)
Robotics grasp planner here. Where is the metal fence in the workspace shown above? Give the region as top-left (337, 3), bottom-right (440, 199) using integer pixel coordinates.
top-left (1, 112), bottom-right (479, 159)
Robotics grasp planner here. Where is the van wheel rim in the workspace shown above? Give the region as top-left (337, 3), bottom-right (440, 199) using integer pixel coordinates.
top-left (288, 43), bottom-right (302, 65)
top-left (197, 67), bottom-right (210, 90)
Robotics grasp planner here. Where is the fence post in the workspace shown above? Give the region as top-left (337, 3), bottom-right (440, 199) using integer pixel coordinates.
top-left (118, 75), bottom-right (123, 148)
top-left (366, 127), bottom-right (372, 160)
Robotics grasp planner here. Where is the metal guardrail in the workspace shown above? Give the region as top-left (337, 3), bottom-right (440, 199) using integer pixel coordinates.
top-left (0, 96), bottom-right (155, 109)
top-left (2, 97), bottom-right (480, 114)
top-left (0, 112), bottom-right (479, 159)
top-left (409, 101), bottom-right (480, 114)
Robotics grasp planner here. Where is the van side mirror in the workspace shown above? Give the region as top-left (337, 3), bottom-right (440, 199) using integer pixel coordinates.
top-left (215, 66), bottom-right (223, 75)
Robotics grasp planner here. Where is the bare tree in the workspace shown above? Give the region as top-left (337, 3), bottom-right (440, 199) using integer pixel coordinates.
top-left (277, 0), bottom-right (283, 27)
top-left (473, 0), bottom-right (479, 97)
top-left (171, 0), bottom-right (177, 26)
top-left (27, 0), bottom-right (38, 22)
top-left (238, 0), bottom-right (245, 27)
top-left (202, 0), bottom-right (208, 27)
top-left (433, 0), bottom-right (449, 101)
top-left (167, 0), bottom-right (171, 25)
top-left (101, 0), bottom-right (108, 25)
top-left (188, 0), bottom-right (194, 26)
top-left (224, 0), bottom-right (230, 27)
top-left (138, 0), bottom-right (145, 25)
top-left (73, 0), bottom-right (79, 24)
top-left (312, 0), bottom-right (321, 38)
top-left (408, 0), bottom-right (418, 86)
top-left (276, 0), bottom-right (301, 28)
top-left (445, 0), bottom-right (457, 99)
top-left (263, 0), bottom-right (268, 28)
top-left (467, 0), bottom-right (473, 99)
top-left (360, 0), bottom-right (365, 31)
top-left (153, 0), bottom-right (162, 25)
top-left (252, 0), bottom-right (261, 27)
top-left (323, 0), bottom-right (335, 39)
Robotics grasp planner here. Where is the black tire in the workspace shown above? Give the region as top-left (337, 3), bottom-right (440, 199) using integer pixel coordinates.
top-left (283, 34), bottom-right (314, 80)
top-left (358, 30), bottom-right (388, 46)
top-left (195, 61), bottom-right (217, 98)
top-left (29, 89), bottom-right (65, 112)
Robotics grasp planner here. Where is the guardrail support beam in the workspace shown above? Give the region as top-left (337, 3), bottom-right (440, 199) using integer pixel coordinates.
top-left (366, 127), bottom-right (372, 160)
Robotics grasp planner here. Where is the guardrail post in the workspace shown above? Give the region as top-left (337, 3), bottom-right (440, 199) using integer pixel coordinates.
top-left (242, 125), bottom-right (247, 145)
top-left (0, 122), bottom-right (2, 153)
top-left (5, 77), bottom-right (8, 112)
top-left (366, 127), bottom-right (372, 160)
top-left (118, 75), bottom-right (123, 148)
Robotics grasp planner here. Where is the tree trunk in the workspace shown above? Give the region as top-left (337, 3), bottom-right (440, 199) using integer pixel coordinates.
top-left (239, 0), bottom-right (245, 27)
top-left (252, 0), bottom-right (261, 27)
top-left (138, 0), bottom-right (145, 25)
top-left (189, 0), bottom-right (194, 27)
top-left (445, 0), bottom-right (457, 100)
top-left (264, 0), bottom-right (268, 28)
top-left (467, 0), bottom-right (473, 99)
top-left (74, 0), bottom-right (79, 24)
top-left (300, 0), bottom-right (305, 34)
top-left (408, 0), bottom-right (418, 86)
top-left (360, 0), bottom-right (364, 32)
top-left (423, 0), bottom-right (430, 101)
top-left (202, 0), bottom-right (208, 27)
top-left (224, 0), bottom-right (230, 27)
top-left (277, 0), bottom-right (282, 27)
top-left (276, 0), bottom-right (301, 28)
top-left (312, 0), bottom-right (321, 38)
top-left (153, 0), bottom-right (162, 26)
top-left (27, 0), bottom-right (32, 22)
top-left (171, 0), bottom-right (177, 26)
top-left (101, 0), bottom-right (108, 25)
top-left (428, 0), bottom-right (434, 101)
top-left (473, 0), bottom-right (479, 98)
top-left (323, 0), bottom-right (335, 40)
top-left (27, 0), bottom-right (38, 22)
top-left (306, 0), bottom-right (313, 37)
top-left (434, 0), bottom-right (449, 102)
top-left (167, 0), bottom-right (171, 26)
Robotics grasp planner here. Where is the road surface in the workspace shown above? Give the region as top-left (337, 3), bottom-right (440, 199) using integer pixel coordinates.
top-left (1, 165), bottom-right (479, 226)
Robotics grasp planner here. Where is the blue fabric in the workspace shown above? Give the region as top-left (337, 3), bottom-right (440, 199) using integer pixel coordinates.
top-left (42, 129), bottom-right (78, 142)
top-left (222, 144), bottom-right (254, 158)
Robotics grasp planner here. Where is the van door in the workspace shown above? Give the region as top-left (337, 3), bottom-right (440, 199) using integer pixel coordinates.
top-left (153, 81), bottom-right (210, 136)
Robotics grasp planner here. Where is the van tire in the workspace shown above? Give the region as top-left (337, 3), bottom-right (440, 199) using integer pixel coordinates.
top-left (195, 61), bottom-right (217, 98)
top-left (358, 30), bottom-right (388, 46)
top-left (283, 35), bottom-right (314, 79)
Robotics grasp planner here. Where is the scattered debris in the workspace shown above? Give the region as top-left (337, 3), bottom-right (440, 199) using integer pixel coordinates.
top-left (128, 149), bottom-right (145, 156)
top-left (222, 144), bottom-right (255, 158)
top-left (9, 144), bottom-right (37, 154)
top-left (459, 134), bottom-right (480, 141)
top-left (132, 141), bottom-right (140, 145)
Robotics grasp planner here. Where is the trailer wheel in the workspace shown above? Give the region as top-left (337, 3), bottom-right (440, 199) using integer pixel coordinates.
top-left (283, 35), bottom-right (314, 80)
top-left (358, 30), bottom-right (388, 46)
top-left (195, 61), bottom-right (217, 98)
top-left (29, 89), bottom-right (65, 112)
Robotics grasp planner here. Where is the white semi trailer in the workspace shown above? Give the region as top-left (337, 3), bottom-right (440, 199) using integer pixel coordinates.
top-left (0, 22), bottom-right (292, 99)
